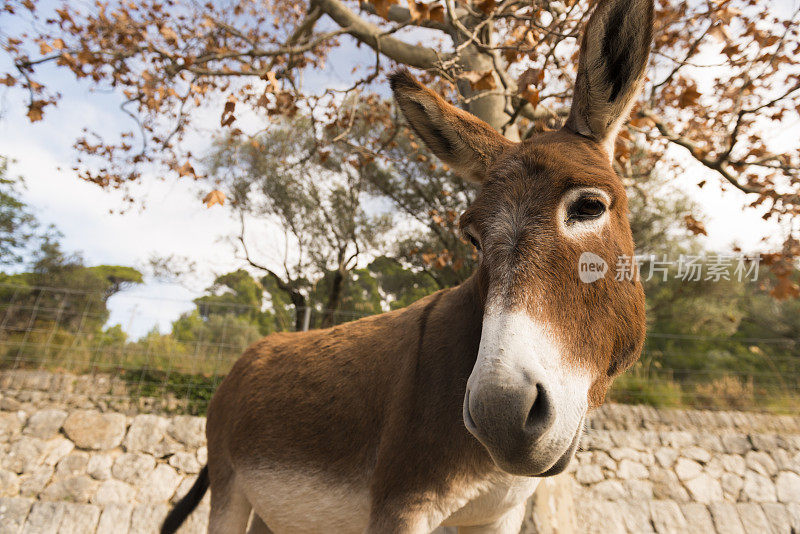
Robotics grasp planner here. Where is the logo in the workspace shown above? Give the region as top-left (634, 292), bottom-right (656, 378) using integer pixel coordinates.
top-left (578, 252), bottom-right (607, 283)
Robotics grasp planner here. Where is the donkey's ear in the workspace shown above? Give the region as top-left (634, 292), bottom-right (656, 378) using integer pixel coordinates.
top-left (389, 70), bottom-right (513, 183)
top-left (564, 0), bottom-right (653, 159)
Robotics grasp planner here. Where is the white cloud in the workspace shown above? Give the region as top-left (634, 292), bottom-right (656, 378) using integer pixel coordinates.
top-left (106, 282), bottom-right (198, 339)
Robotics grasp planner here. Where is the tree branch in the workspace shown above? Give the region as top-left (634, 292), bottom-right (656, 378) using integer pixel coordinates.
top-left (312, 0), bottom-right (448, 69)
top-left (237, 212), bottom-right (296, 295)
top-left (640, 109), bottom-right (763, 195)
top-left (357, 2), bottom-right (449, 32)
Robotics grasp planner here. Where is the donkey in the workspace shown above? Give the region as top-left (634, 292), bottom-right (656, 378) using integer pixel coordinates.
top-left (163, 0), bottom-right (651, 531)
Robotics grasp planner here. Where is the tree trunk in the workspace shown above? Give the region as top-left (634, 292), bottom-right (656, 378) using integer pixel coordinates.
top-left (290, 291), bottom-right (308, 332)
top-left (452, 23), bottom-right (520, 141)
top-left (321, 268), bottom-right (345, 328)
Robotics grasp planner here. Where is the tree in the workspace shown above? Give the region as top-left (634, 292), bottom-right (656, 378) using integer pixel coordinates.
top-left (609, 156), bottom-right (800, 409)
top-left (0, 233), bottom-right (143, 368)
top-left (0, 239), bottom-right (143, 334)
top-left (0, 156), bottom-right (40, 265)
top-left (361, 129), bottom-right (479, 288)
top-left (194, 269), bottom-right (282, 334)
top-left (367, 255), bottom-right (439, 309)
top-left (3, 1), bottom-right (798, 217)
top-left (207, 115), bottom-right (392, 328)
top-left (171, 311), bottom-right (263, 354)
top-left (0, 159), bottom-right (143, 360)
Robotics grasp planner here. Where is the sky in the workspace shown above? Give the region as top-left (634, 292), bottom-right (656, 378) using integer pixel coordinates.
top-left (0, 2), bottom-right (797, 338)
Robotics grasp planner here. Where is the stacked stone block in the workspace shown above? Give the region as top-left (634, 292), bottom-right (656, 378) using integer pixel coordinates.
top-left (0, 405), bottom-right (208, 533)
top-left (1, 370), bottom-right (799, 533)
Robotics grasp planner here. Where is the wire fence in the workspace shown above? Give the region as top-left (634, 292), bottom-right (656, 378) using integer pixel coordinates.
top-left (0, 283), bottom-right (798, 414)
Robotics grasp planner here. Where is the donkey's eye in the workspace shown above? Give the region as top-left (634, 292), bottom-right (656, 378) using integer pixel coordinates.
top-left (567, 197), bottom-right (606, 222)
top-left (465, 232), bottom-right (481, 251)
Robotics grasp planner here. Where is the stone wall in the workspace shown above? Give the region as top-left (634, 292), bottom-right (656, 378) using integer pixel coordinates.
top-left (568, 408), bottom-right (800, 534)
top-left (0, 369), bottom-right (202, 415)
top-left (1, 370), bottom-right (799, 533)
top-left (0, 407), bottom-right (209, 533)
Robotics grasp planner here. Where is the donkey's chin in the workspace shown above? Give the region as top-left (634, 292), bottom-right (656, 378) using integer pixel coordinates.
top-left (532, 421), bottom-right (584, 477)
top-left (473, 418), bottom-right (585, 478)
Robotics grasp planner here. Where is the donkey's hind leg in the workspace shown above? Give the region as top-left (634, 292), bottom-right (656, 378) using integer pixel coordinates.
top-left (208, 465), bottom-right (252, 534)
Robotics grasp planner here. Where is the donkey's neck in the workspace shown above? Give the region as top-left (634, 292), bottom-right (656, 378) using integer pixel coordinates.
top-left (417, 270), bottom-right (486, 369)
top-left (374, 270), bottom-right (500, 490)
top-left (399, 269), bottom-right (488, 435)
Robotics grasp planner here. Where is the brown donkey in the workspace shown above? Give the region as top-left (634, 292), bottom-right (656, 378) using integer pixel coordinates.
top-left (163, 0), bottom-right (652, 531)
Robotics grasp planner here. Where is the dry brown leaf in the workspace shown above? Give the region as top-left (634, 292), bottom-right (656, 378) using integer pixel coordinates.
top-left (159, 25), bottom-right (179, 45)
top-left (202, 189), bottom-right (226, 208)
top-left (708, 24), bottom-right (730, 43)
top-left (264, 70), bottom-right (279, 92)
top-left (517, 68), bottom-right (542, 90)
top-left (27, 101), bottom-right (45, 122)
top-left (678, 83), bottom-right (702, 108)
top-left (178, 161), bottom-right (195, 177)
top-left (476, 0), bottom-right (495, 14)
top-left (629, 115), bottom-right (654, 128)
top-left (273, 91), bottom-right (298, 117)
top-left (721, 43), bottom-right (740, 58)
top-left (521, 88), bottom-right (539, 106)
top-left (370, 0), bottom-right (398, 19)
top-left (503, 49), bottom-right (519, 63)
top-left (717, 5), bottom-right (742, 24)
top-left (460, 70), bottom-right (496, 91)
top-left (221, 96), bottom-right (236, 127)
top-left (683, 214), bottom-right (707, 236)
top-left (428, 4), bottom-right (444, 23)
top-left (771, 276), bottom-right (800, 300)
top-left (406, 0), bottom-right (424, 20)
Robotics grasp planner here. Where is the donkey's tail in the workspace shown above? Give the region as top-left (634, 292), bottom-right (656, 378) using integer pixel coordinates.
top-left (161, 465), bottom-right (209, 534)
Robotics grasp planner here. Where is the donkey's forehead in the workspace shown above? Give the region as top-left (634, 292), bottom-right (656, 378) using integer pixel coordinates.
top-left (461, 132), bottom-right (626, 229)
top-left (490, 131), bottom-right (623, 192)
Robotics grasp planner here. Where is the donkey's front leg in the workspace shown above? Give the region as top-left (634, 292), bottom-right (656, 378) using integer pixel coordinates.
top-left (366, 509), bottom-right (448, 534)
top-left (365, 498), bottom-right (450, 534)
top-left (366, 491), bottom-right (454, 534)
top-left (455, 503), bottom-right (527, 534)
top-left (366, 502), bottom-right (526, 534)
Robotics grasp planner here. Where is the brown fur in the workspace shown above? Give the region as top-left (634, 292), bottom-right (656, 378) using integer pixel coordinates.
top-left (201, 127), bottom-right (646, 530)
top-left (162, 1), bottom-right (653, 532)
top-left (565, 0), bottom-right (654, 151)
top-left (459, 131), bottom-right (645, 407)
top-left (390, 70), bottom-right (513, 183)
top-left (209, 278), bottom-right (494, 530)
top-left (203, 125), bottom-right (645, 532)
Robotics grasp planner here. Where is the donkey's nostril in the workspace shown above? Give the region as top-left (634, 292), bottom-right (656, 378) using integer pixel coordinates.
top-left (524, 383), bottom-right (556, 438)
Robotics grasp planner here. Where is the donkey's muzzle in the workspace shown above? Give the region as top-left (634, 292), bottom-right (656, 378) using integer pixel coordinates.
top-left (463, 380), bottom-right (561, 476)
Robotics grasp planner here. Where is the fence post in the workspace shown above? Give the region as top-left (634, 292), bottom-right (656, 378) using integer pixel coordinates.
top-left (302, 306), bottom-right (311, 332)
